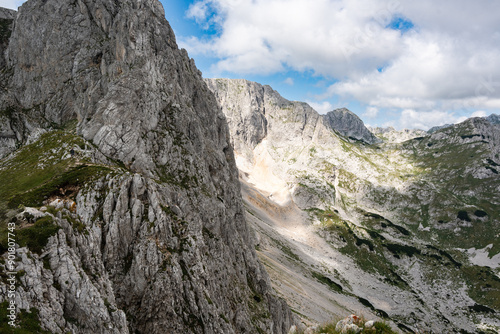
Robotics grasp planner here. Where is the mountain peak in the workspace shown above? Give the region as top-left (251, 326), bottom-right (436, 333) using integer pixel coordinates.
top-left (0, 7), bottom-right (16, 19)
top-left (323, 108), bottom-right (381, 144)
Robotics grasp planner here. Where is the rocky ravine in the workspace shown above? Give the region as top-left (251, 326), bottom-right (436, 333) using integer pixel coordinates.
top-left (0, 1), bottom-right (294, 333)
top-left (206, 78), bottom-right (500, 333)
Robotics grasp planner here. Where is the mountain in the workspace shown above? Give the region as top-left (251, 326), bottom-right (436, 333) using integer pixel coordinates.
top-left (0, 1), bottom-right (294, 333)
top-left (369, 126), bottom-right (427, 143)
top-left (428, 114), bottom-right (500, 133)
top-left (428, 124), bottom-right (453, 133)
top-left (206, 78), bottom-right (500, 333)
top-left (0, 8), bottom-right (15, 70)
top-left (486, 114), bottom-right (500, 125)
top-left (324, 108), bottom-right (381, 144)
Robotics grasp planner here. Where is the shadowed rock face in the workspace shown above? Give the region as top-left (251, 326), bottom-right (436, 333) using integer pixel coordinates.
top-left (323, 108), bottom-right (380, 144)
top-left (0, 1), bottom-right (293, 333)
top-left (487, 113), bottom-right (500, 125)
top-left (0, 8), bottom-right (15, 68)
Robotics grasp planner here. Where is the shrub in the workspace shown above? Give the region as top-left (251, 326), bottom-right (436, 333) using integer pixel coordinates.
top-left (17, 216), bottom-right (60, 254)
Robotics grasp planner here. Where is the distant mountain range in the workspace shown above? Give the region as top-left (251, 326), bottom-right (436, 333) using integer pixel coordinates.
top-left (207, 78), bottom-right (500, 333)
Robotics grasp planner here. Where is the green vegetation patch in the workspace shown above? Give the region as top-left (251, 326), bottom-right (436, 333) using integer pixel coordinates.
top-left (269, 236), bottom-right (301, 262)
top-left (311, 271), bottom-right (343, 293)
top-left (0, 129), bottom-right (116, 255)
top-left (157, 169), bottom-right (199, 190)
top-left (311, 209), bottom-right (411, 290)
top-left (0, 18), bottom-right (13, 42)
top-left (8, 165), bottom-right (112, 209)
top-left (15, 215), bottom-right (60, 255)
top-left (0, 130), bottom-right (93, 210)
top-left (462, 265), bottom-right (500, 311)
top-left (383, 243), bottom-right (421, 258)
top-left (361, 211), bottom-right (410, 236)
top-left (0, 302), bottom-right (51, 333)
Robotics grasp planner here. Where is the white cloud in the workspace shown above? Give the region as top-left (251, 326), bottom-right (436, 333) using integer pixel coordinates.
top-left (471, 110), bottom-right (487, 118)
top-left (455, 110), bottom-right (488, 124)
top-left (362, 106), bottom-right (379, 118)
top-left (396, 109), bottom-right (452, 130)
top-left (306, 101), bottom-right (333, 114)
top-left (182, 0), bottom-right (500, 116)
top-left (391, 109), bottom-right (495, 130)
top-left (1, 0), bottom-right (25, 10)
top-left (283, 77), bottom-right (294, 85)
top-left (182, 0), bottom-right (407, 76)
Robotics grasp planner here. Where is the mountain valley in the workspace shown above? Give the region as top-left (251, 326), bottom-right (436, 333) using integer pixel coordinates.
top-left (0, 1), bottom-right (499, 333)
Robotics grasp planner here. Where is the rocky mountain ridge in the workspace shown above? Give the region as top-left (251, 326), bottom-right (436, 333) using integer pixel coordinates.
top-left (206, 78), bottom-right (500, 333)
top-left (369, 126), bottom-right (427, 143)
top-left (324, 108), bottom-right (380, 144)
top-left (0, 1), bottom-right (293, 333)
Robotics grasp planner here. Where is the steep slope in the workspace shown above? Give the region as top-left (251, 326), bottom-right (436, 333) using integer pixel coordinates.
top-left (324, 108), bottom-right (380, 144)
top-left (0, 1), bottom-right (293, 333)
top-left (486, 114), bottom-right (500, 125)
top-left (369, 126), bottom-right (427, 143)
top-left (206, 78), bottom-right (500, 333)
top-left (0, 8), bottom-right (15, 69)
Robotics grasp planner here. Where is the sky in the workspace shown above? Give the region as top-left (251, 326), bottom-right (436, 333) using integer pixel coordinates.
top-left (4, 0), bottom-right (500, 130)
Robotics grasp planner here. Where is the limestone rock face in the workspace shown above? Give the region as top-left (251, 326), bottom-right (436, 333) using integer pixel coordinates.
top-left (0, 1), bottom-right (293, 333)
top-left (0, 8), bottom-right (15, 68)
top-left (206, 78), bottom-right (500, 333)
top-left (369, 126), bottom-right (427, 143)
top-left (323, 108), bottom-right (380, 144)
top-left (0, 8), bottom-right (16, 156)
top-left (205, 78), bottom-right (322, 164)
top-left (486, 113), bottom-right (500, 125)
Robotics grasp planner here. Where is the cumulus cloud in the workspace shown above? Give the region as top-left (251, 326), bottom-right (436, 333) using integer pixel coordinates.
top-left (306, 101), bottom-right (333, 114)
top-left (455, 110), bottom-right (488, 124)
top-left (182, 0), bottom-right (407, 76)
top-left (283, 77), bottom-right (294, 85)
top-left (182, 0), bottom-right (500, 115)
top-left (389, 109), bottom-right (493, 130)
top-left (363, 106), bottom-right (379, 118)
top-left (394, 109), bottom-right (453, 130)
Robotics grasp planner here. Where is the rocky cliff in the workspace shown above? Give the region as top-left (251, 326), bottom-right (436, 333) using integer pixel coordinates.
top-left (206, 78), bottom-right (500, 333)
top-left (486, 113), bottom-right (500, 125)
top-left (0, 1), bottom-right (293, 333)
top-left (369, 126), bottom-right (427, 143)
top-left (324, 108), bottom-right (380, 144)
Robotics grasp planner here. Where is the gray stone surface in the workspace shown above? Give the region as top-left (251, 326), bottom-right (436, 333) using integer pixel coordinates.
top-left (0, 8), bottom-right (15, 76)
top-left (0, 7), bottom-right (16, 19)
top-left (369, 126), bottom-right (427, 143)
top-left (0, 1), bottom-right (294, 333)
top-left (486, 113), bottom-right (500, 125)
top-left (323, 108), bottom-right (380, 144)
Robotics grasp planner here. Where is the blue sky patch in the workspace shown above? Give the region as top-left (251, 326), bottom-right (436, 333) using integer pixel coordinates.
top-left (387, 16), bottom-right (415, 34)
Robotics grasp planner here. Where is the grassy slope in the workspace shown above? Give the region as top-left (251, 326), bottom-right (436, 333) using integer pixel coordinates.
top-left (0, 125), bottom-right (116, 253)
top-left (335, 124), bottom-right (500, 316)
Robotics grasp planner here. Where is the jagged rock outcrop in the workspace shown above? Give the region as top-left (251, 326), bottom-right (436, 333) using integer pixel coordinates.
top-left (486, 113), bottom-right (500, 125)
top-left (205, 78), bottom-right (344, 210)
top-left (0, 8), bottom-right (16, 157)
top-left (0, 7), bottom-right (15, 68)
top-left (369, 126), bottom-right (427, 143)
top-left (323, 108), bottom-right (380, 144)
top-left (0, 1), bottom-right (294, 333)
top-left (428, 123), bottom-right (453, 133)
top-left (205, 78), bottom-right (321, 162)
